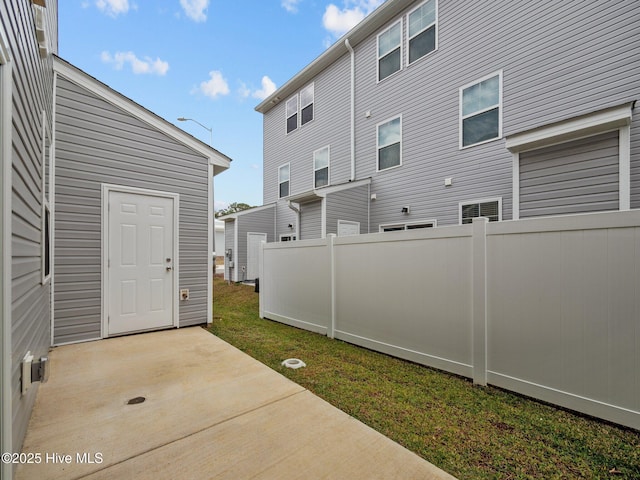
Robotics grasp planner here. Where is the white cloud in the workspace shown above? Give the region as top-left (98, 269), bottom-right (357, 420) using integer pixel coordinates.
top-left (95, 0), bottom-right (130, 17)
top-left (252, 76), bottom-right (277, 100)
top-left (195, 71), bottom-right (230, 100)
top-left (323, 0), bottom-right (384, 37)
top-left (238, 76), bottom-right (277, 101)
top-left (180, 0), bottom-right (209, 22)
top-left (281, 0), bottom-right (301, 13)
top-left (101, 51), bottom-right (169, 75)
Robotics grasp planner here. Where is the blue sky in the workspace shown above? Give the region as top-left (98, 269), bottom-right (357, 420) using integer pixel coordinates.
top-left (59, 0), bottom-right (384, 211)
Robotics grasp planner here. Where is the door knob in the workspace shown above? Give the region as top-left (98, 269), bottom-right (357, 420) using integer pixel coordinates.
top-left (166, 266), bottom-right (172, 271)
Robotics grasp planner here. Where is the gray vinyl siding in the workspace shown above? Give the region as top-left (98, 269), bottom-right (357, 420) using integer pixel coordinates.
top-left (263, 54), bottom-right (351, 205)
top-left (234, 207), bottom-right (275, 281)
top-left (326, 185), bottom-right (370, 235)
top-left (520, 131), bottom-right (620, 218)
top-left (54, 75), bottom-right (210, 344)
top-left (275, 201), bottom-right (296, 240)
top-left (2, 0), bottom-right (58, 458)
top-left (300, 200), bottom-right (322, 239)
top-left (261, 0), bottom-right (639, 230)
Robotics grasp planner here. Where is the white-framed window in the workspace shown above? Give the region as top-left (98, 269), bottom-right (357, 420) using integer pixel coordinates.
top-left (460, 71), bottom-right (502, 148)
top-left (280, 234), bottom-right (297, 242)
top-left (459, 198), bottom-right (502, 224)
top-left (379, 220), bottom-right (436, 232)
top-left (278, 163), bottom-right (290, 198)
top-left (286, 95), bottom-right (298, 134)
top-left (377, 20), bottom-right (402, 82)
top-left (41, 111), bottom-right (52, 284)
top-left (407, 0), bottom-right (437, 65)
top-left (300, 83), bottom-right (314, 126)
top-left (377, 115), bottom-right (402, 171)
top-left (313, 145), bottom-right (330, 188)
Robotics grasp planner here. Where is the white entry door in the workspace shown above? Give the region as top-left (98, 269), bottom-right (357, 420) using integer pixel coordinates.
top-left (246, 232), bottom-right (267, 280)
top-left (107, 190), bottom-right (176, 336)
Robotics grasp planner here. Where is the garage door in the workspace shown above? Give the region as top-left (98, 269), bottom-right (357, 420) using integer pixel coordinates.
top-left (519, 130), bottom-right (619, 218)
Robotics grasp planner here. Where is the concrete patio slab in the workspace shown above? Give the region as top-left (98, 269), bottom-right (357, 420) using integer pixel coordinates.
top-left (16, 327), bottom-right (456, 480)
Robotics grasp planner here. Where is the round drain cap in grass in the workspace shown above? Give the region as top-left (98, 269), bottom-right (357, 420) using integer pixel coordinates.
top-left (282, 358), bottom-right (306, 369)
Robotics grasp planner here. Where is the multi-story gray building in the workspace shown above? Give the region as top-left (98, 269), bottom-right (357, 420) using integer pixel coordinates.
top-left (223, 0), bottom-right (638, 282)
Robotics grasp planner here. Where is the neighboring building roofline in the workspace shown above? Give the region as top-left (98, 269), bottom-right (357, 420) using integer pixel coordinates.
top-left (52, 55), bottom-right (232, 174)
top-left (217, 203), bottom-right (277, 221)
top-left (255, 0), bottom-right (412, 114)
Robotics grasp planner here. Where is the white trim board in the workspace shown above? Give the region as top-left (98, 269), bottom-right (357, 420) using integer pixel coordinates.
top-left (1, 41), bottom-right (14, 477)
top-left (100, 184), bottom-right (180, 338)
top-left (52, 56), bottom-right (231, 172)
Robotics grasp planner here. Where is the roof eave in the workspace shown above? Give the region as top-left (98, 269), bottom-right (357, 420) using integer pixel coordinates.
top-left (255, 0), bottom-right (411, 115)
top-left (53, 55), bottom-right (233, 173)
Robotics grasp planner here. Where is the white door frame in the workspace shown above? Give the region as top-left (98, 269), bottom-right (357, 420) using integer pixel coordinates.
top-left (101, 184), bottom-right (179, 338)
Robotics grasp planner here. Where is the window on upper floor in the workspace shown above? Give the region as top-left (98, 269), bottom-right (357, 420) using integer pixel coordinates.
top-left (407, 0), bottom-right (437, 65)
top-left (460, 71), bottom-right (502, 148)
top-left (286, 96), bottom-right (298, 134)
top-left (460, 198), bottom-right (501, 224)
top-left (300, 83), bottom-right (314, 126)
top-left (279, 163), bottom-right (290, 198)
top-left (313, 146), bottom-right (329, 188)
top-left (377, 116), bottom-right (402, 171)
top-left (377, 20), bottom-right (402, 82)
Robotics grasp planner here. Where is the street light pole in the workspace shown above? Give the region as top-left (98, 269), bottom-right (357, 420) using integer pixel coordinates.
top-left (177, 117), bottom-right (213, 146)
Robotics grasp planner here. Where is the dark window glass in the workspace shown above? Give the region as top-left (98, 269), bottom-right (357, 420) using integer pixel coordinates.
top-left (44, 207), bottom-right (50, 277)
top-left (409, 25), bottom-right (436, 64)
top-left (314, 167), bottom-right (328, 188)
top-left (462, 201), bottom-right (499, 224)
top-left (378, 48), bottom-right (401, 81)
top-left (301, 104), bottom-right (313, 125)
top-left (279, 180), bottom-right (289, 198)
top-left (378, 143), bottom-right (400, 170)
top-left (462, 107), bottom-right (499, 147)
top-left (406, 223), bottom-right (434, 229)
top-left (287, 114), bottom-right (297, 134)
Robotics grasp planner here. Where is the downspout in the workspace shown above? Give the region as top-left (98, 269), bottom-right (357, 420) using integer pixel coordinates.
top-left (345, 38), bottom-right (355, 181)
top-left (287, 201), bottom-right (301, 240)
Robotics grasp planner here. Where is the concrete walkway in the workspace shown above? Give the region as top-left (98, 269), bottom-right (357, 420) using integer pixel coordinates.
top-left (17, 327), bottom-right (456, 480)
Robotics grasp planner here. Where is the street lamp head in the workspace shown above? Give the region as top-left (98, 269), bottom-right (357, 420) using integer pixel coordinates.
top-left (177, 117), bottom-right (187, 121)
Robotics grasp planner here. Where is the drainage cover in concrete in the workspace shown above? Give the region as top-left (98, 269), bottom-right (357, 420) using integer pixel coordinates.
top-left (281, 358), bottom-right (306, 369)
top-left (127, 396), bottom-right (146, 405)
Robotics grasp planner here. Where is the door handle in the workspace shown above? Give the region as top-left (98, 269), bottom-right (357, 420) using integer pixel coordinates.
top-left (166, 266), bottom-right (172, 271)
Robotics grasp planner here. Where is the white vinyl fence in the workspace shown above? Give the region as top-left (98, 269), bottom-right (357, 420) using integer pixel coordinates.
top-left (259, 211), bottom-right (640, 430)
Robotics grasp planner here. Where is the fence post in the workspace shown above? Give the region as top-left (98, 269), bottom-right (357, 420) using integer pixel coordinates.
top-left (328, 234), bottom-right (337, 339)
top-left (259, 240), bottom-right (265, 319)
top-left (472, 217), bottom-right (488, 385)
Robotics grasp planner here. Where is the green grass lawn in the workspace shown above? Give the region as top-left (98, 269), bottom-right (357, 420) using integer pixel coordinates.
top-left (210, 278), bottom-right (640, 479)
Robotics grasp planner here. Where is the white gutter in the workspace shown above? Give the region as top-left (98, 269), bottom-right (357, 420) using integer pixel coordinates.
top-left (345, 38), bottom-right (356, 181)
top-left (287, 201), bottom-right (301, 239)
